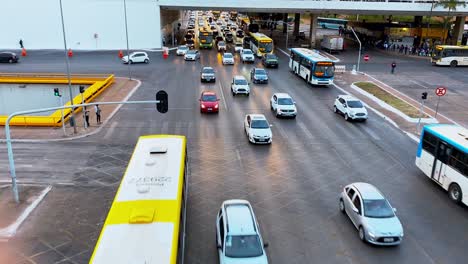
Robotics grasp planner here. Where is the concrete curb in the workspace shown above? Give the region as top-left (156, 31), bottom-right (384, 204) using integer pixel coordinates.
top-left (0, 185), bottom-right (52, 239)
top-left (1, 79), bottom-right (142, 143)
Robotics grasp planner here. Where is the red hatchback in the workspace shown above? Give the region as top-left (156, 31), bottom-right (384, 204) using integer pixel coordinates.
top-left (199, 91), bottom-right (220, 113)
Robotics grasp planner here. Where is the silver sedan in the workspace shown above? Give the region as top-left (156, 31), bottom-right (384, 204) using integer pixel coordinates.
top-left (339, 182), bottom-right (404, 246)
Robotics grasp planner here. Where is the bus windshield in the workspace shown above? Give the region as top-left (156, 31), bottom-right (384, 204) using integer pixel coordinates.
top-left (200, 35), bottom-right (213, 43)
top-left (314, 65), bottom-right (334, 77)
top-left (260, 41), bottom-right (273, 53)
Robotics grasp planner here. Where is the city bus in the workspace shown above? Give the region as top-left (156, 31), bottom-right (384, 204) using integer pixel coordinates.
top-left (289, 48), bottom-right (335, 85)
top-left (237, 16), bottom-right (250, 31)
top-left (248, 32), bottom-right (273, 57)
top-left (90, 135), bottom-right (188, 264)
top-left (431, 45), bottom-right (468, 67)
top-left (317, 17), bottom-right (348, 30)
top-left (416, 124), bottom-right (468, 205)
top-left (198, 30), bottom-right (213, 49)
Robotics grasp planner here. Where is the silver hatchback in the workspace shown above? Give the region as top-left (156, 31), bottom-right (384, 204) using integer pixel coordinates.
top-left (339, 182), bottom-right (404, 246)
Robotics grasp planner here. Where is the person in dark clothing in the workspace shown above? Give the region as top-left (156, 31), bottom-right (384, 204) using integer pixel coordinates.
top-left (391, 61), bottom-right (396, 74)
top-left (404, 45), bottom-right (408, 55)
top-left (19, 39), bottom-right (24, 49)
top-left (84, 107), bottom-right (90, 128)
top-left (95, 104), bottom-right (102, 124)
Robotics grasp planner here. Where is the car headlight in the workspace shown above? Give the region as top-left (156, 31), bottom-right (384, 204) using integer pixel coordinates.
top-left (201, 104), bottom-right (206, 108)
top-left (367, 231), bottom-right (376, 239)
top-left (214, 104), bottom-right (219, 108)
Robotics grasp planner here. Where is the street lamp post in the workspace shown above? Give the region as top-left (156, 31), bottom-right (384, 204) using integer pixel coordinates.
top-left (123, 0), bottom-right (132, 80)
top-left (58, 0), bottom-right (77, 134)
top-left (349, 26), bottom-right (362, 72)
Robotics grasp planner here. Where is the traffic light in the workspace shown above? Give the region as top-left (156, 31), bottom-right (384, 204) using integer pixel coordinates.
top-left (421, 92), bottom-right (428, 100)
top-left (79, 85), bottom-right (85, 93)
top-left (54, 88), bottom-right (60, 97)
top-left (156, 90), bottom-right (168, 113)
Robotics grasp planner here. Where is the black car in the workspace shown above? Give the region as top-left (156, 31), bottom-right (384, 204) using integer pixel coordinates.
top-left (250, 68), bottom-right (269, 84)
top-left (243, 36), bottom-right (251, 49)
top-left (225, 33), bottom-right (234, 43)
top-left (261, 54), bottom-right (279, 68)
top-left (0, 52), bottom-right (19, 63)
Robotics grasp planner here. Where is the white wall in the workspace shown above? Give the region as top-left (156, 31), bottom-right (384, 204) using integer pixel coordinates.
top-left (0, 0), bottom-right (162, 50)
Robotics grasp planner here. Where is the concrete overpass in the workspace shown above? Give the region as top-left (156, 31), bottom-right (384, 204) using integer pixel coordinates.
top-left (1, 0), bottom-right (467, 50)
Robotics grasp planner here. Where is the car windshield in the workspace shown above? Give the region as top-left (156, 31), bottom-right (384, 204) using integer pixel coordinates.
top-left (347, 100), bottom-right (363, 108)
top-left (202, 94), bottom-right (217, 102)
top-left (243, 50), bottom-right (252, 55)
top-left (278, 98), bottom-right (294, 105)
top-left (178, 46), bottom-right (188, 50)
top-left (363, 199), bottom-right (395, 218)
top-left (234, 79), bottom-right (247, 85)
top-left (255, 70), bottom-right (266, 76)
top-left (219, 42), bottom-right (226, 46)
top-left (251, 120), bottom-right (269, 129)
top-left (266, 54), bottom-right (277, 60)
top-left (224, 54), bottom-right (233, 58)
top-left (187, 50), bottom-right (196, 54)
top-left (202, 68), bottom-right (214, 73)
top-left (225, 235), bottom-right (263, 258)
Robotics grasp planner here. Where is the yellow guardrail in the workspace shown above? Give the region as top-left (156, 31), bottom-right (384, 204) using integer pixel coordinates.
top-left (0, 74), bottom-right (114, 127)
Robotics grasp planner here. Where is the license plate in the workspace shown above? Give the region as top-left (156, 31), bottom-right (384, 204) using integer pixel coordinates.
top-left (383, 238), bottom-right (394, 242)
top-left (208, 108), bottom-right (212, 111)
top-left (258, 139), bottom-right (265, 142)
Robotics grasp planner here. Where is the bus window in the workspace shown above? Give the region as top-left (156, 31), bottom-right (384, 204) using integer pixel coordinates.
top-left (260, 41), bottom-right (273, 53)
top-left (422, 132), bottom-right (437, 155)
top-left (314, 64), bottom-right (334, 77)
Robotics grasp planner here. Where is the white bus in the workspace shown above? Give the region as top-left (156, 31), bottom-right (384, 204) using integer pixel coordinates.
top-left (289, 48), bottom-right (335, 86)
top-left (416, 124), bottom-right (468, 205)
top-left (432, 45), bottom-right (468, 67)
top-left (90, 135), bottom-right (188, 264)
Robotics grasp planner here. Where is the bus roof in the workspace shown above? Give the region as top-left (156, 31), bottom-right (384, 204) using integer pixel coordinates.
top-left (249, 32), bottom-right (272, 41)
top-left (90, 135), bottom-right (187, 264)
top-left (424, 124), bottom-right (468, 153)
top-left (290, 48), bottom-right (334, 63)
top-left (435, 45), bottom-right (468, 50)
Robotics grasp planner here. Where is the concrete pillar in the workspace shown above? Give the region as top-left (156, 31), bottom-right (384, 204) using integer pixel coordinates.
top-left (414, 16), bottom-right (423, 47)
top-left (283, 13), bottom-right (288, 34)
top-left (309, 14), bottom-right (317, 48)
top-left (453, 16), bottom-right (466, 45)
top-left (293, 13), bottom-right (300, 36)
top-left (155, 6), bottom-right (162, 49)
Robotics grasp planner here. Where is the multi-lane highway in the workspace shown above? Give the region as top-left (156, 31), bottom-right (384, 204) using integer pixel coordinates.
top-left (1, 41), bottom-right (468, 263)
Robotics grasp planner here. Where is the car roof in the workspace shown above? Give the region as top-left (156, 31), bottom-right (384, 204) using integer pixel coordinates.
top-left (339, 94), bottom-right (360, 101)
top-left (202, 66), bottom-right (213, 70)
top-left (234, 75), bottom-right (247, 80)
top-left (249, 114), bottom-right (267, 120)
top-left (254, 68), bottom-right (265, 72)
top-left (224, 200), bottom-right (257, 235)
top-left (274, 93), bottom-right (291, 99)
top-left (223, 53), bottom-right (233, 56)
top-left (351, 182), bottom-right (385, 200)
top-left (202, 91), bottom-right (217, 96)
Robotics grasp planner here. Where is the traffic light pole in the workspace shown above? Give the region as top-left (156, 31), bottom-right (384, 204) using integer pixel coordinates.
top-left (59, 95), bottom-right (66, 136)
top-left (5, 100), bottom-right (163, 203)
top-left (417, 98), bottom-right (426, 133)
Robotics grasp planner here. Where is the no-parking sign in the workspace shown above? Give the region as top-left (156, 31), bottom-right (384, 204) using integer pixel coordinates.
top-left (435, 87), bottom-right (447, 96)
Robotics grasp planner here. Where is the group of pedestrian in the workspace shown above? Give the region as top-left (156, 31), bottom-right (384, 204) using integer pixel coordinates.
top-left (83, 104), bottom-right (102, 128)
top-left (383, 42), bottom-right (435, 57)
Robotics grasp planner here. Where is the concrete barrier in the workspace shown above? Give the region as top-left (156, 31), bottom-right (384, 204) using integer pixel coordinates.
top-left (335, 65), bottom-right (346, 73)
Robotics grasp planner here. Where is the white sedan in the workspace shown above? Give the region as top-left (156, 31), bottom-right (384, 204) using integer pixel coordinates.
top-left (244, 114), bottom-right (272, 144)
top-left (222, 53), bottom-right (235, 65)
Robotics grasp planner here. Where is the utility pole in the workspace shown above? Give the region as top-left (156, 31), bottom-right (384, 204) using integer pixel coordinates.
top-left (123, 0), bottom-right (132, 80)
top-left (349, 26), bottom-right (362, 72)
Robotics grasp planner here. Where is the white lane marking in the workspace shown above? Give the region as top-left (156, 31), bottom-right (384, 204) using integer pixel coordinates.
top-left (218, 82), bottom-right (228, 110)
top-left (361, 125), bottom-right (381, 141)
top-left (298, 121), bottom-right (315, 140)
top-left (161, 121), bottom-right (169, 134)
top-left (274, 123), bottom-right (289, 140)
top-left (410, 80), bottom-right (429, 89)
top-left (104, 121), bottom-right (118, 139)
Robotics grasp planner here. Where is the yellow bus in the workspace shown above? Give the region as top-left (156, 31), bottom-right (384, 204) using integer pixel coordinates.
top-left (89, 135), bottom-right (188, 264)
top-left (248, 32), bottom-right (274, 57)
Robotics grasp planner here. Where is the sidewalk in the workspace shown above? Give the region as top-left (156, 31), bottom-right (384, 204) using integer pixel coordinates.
top-left (334, 72), bottom-right (456, 137)
top-left (0, 77), bottom-right (139, 142)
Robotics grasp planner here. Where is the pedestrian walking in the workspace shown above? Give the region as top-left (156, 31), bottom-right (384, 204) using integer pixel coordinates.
top-left (19, 39), bottom-right (24, 49)
top-left (95, 104), bottom-right (102, 124)
top-left (391, 61), bottom-right (396, 74)
top-left (84, 107), bottom-right (90, 128)
top-left (404, 45), bottom-right (408, 55)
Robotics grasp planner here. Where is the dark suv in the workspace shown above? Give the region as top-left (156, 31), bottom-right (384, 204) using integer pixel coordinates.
top-left (0, 52), bottom-right (19, 63)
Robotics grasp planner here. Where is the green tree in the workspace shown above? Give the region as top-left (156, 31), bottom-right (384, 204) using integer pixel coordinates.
top-left (436, 0), bottom-right (467, 44)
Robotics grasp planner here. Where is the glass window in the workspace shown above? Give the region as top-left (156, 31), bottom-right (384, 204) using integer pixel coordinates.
top-left (255, 69), bottom-right (266, 76)
top-left (225, 235), bottom-right (263, 258)
top-left (363, 199), bottom-right (395, 218)
top-left (202, 68), bottom-right (214, 73)
top-left (202, 94), bottom-right (217, 102)
top-left (251, 120), bottom-right (269, 129)
top-left (314, 65), bottom-right (335, 77)
top-left (219, 216), bottom-right (225, 246)
top-left (224, 53), bottom-right (233, 58)
top-left (278, 98), bottom-right (294, 105)
top-left (259, 42), bottom-right (273, 53)
top-left (301, 59), bottom-right (312, 68)
top-left (448, 147), bottom-right (468, 175)
top-left (347, 188), bottom-right (355, 200)
top-left (352, 195), bottom-right (361, 213)
top-left (234, 79), bottom-right (247, 85)
top-left (243, 50), bottom-right (252, 55)
top-left (347, 100), bottom-right (363, 108)
top-left (422, 131), bottom-right (437, 155)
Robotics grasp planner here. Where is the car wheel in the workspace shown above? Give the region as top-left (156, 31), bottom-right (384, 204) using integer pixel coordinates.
top-left (359, 226), bottom-right (366, 242)
top-left (8, 59), bottom-right (13, 63)
top-left (339, 199), bottom-right (345, 213)
top-left (333, 105), bottom-right (338, 113)
top-left (247, 93), bottom-right (250, 97)
top-left (448, 183), bottom-right (462, 203)
top-left (129, 60), bottom-right (133, 64)
top-left (144, 59), bottom-right (149, 64)
top-left (344, 113), bottom-right (350, 121)
top-left (270, 103), bottom-right (273, 111)
top-left (450, 60), bottom-right (458, 67)
top-left (232, 91), bottom-right (236, 96)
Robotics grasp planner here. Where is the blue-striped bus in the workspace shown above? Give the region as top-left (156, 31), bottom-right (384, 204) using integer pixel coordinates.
top-left (90, 135), bottom-right (188, 264)
top-left (317, 17), bottom-right (348, 30)
top-left (289, 48), bottom-right (335, 86)
top-left (416, 124), bottom-right (468, 205)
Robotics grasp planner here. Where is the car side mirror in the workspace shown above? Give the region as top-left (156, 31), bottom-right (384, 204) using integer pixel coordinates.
top-left (343, 104), bottom-right (347, 108)
top-left (217, 99), bottom-right (220, 101)
top-left (352, 207), bottom-right (359, 214)
top-left (217, 244), bottom-right (222, 249)
top-left (393, 208), bottom-right (397, 213)
top-left (270, 124), bottom-right (273, 127)
top-left (263, 242), bottom-right (269, 248)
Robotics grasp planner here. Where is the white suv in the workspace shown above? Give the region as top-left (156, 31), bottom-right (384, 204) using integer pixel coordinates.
top-left (122, 51), bottom-right (149, 64)
top-left (244, 114), bottom-right (272, 144)
top-left (270, 93), bottom-right (297, 118)
top-left (333, 95), bottom-right (368, 121)
top-left (241, 49), bottom-right (255, 63)
top-left (216, 200), bottom-right (269, 264)
top-left (231, 75), bottom-right (250, 96)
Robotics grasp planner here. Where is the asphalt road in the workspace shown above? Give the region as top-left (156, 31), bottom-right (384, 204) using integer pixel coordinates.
top-left (1, 46), bottom-right (468, 264)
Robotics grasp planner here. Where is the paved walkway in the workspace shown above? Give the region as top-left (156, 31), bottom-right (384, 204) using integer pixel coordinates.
top-left (0, 78), bottom-right (139, 141)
